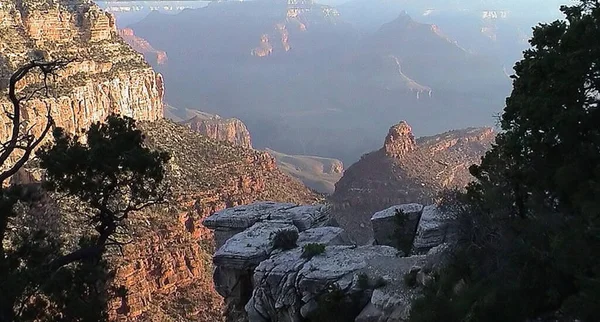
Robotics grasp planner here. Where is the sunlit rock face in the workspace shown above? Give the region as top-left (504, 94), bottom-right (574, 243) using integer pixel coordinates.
top-left (182, 114), bottom-right (253, 149)
top-left (0, 0), bottom-right (163, 166)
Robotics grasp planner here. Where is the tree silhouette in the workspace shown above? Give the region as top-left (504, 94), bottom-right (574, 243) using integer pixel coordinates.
top-left (0, 57), bottom-right (169, 321)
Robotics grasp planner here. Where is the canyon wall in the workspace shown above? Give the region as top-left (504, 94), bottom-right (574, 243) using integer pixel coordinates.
top-left (0, 0), bottom-right (163, 161)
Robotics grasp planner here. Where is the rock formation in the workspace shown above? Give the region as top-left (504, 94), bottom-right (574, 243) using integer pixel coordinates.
top-left (182, 114), bottom-right (253, 149)
top-left (330, 121), bottom-right (494, 243)
top-left (203, 201), bottom-right (457, 322)
top-left (15, 120), bottom-right (321, 321)
top-left (119, 28), bottom-right (168, 65)
top-left (0, 0), bottom-right (163, 153)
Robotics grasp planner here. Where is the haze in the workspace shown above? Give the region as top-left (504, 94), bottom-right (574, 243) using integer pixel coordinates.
top-left (98, 0), bottom-right (572, 164)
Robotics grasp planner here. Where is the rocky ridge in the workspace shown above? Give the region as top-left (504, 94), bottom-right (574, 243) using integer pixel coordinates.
top-left (119, 28), bottom-right (168, 65)
top-left (331, 121), bottom-right (494, 243)
top-left (0, 0), bottom-right (163, 155)
top-left (203, 201), bottom-right (457, 322)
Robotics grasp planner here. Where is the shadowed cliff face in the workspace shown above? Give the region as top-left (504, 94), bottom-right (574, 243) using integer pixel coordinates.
top-left (330, 121), bottom-right (494, 243)
top-left (0, 0), bottom-right (163, 165)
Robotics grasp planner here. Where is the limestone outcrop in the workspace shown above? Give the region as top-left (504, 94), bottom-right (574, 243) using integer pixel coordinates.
top-left (182, 114), bottom-right (253, 149)
top-left (204, 201), bottom-right (457, 322)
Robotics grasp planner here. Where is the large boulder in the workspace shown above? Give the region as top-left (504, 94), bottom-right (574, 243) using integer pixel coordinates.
top-left (247, 245), bottom-right (422, 322)
top-left (371, 204), bottom-right (424, 251)
top-left (411, 205), bottom-right (458, 255)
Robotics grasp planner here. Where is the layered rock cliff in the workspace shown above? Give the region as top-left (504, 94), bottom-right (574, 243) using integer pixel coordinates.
top-left (330, 121), bottom-right (494, 243)
top-left (182, 114), bottom-right (253, 149)
top-left (0, 0), bottom-right (163, 152)
top-left (16, 120), bottom-right (320, 321)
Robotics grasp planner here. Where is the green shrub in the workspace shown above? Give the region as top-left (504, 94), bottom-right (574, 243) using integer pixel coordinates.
top-left (272, 230), bottom-right (298, 250)
top-left (357, 273), bottom-right (370, 290)
top-left (301, 243), bottom-right (326, 259)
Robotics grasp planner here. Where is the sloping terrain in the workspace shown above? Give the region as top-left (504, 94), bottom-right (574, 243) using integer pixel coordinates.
top-left (330, 121), bottom-right (494, 243)
top-left (266, 148), bottom-right (343, 194)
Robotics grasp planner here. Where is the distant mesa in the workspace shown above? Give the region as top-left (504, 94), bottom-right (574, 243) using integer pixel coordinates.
top-left (182, 114), bottom-right (253, 150)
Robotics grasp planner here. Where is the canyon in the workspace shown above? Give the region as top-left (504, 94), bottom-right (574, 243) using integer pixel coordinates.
top-left (129, 0), bottom-right (509, 164)
top-left (1, 1), bottom-right (501, 321)
top-left (1, 1), bottom-right (319, 321)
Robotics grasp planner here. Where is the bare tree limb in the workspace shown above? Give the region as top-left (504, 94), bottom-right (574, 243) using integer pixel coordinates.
top-left (0, 59), bottom-right (72, 180)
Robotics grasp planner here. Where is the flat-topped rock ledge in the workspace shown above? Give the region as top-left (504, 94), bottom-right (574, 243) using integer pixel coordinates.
top-left (203, 202), bottom-right (331, 248)
top-left (371, 204), bottom-right (424, 251)
top-left (203, 202), bottom-right (457, 322)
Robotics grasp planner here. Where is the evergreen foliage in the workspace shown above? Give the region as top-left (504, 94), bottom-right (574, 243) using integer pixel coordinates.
top-left (410, 1), bottom-right (600, 321)
top-left (0, 114), bottom-right (169, 321)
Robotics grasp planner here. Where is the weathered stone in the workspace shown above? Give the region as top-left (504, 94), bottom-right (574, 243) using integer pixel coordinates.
top-left (355, 302), bottom-right (385, 322)
top-left (214, 221), bottom-right (298, 270)
top-left (208, 202), bottom-right (459, 322)
top-left (204, 202), bottom-right (330, 248)
top-left (371, 204), bottom-right (423, 249)
top-left (411, 206), bottom-right (457, 255)
top-left (297, 227), bottom-right (350, 246)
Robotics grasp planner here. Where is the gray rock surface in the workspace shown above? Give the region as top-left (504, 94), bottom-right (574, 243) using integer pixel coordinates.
top-left (371, 204), bottom-right (424, 250)
top-left (204, 201), bottom-right (330, 248)
top-left (204, 202), bottom-right (457, 322)
top-left (411, 205), bottom-right (457, 255)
